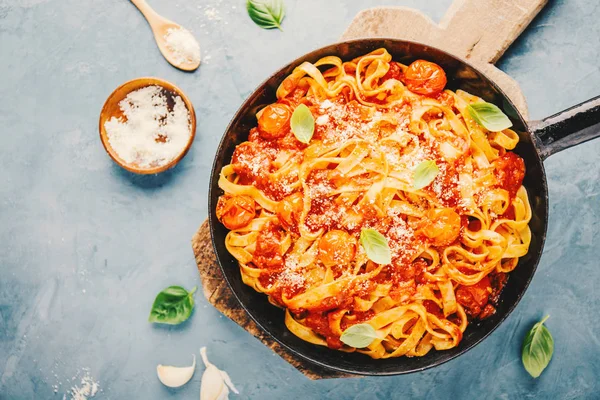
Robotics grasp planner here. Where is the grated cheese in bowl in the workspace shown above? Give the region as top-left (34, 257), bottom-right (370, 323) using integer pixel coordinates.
top-left (104, 85), bottom-right (192, 169)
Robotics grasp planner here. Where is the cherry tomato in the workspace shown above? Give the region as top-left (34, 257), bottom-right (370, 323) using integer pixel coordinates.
top-left (276, 192), bottom-right (303, 232)
top-left (257, 104), bottom-right (291, 140)
top-left (419, 207), bottom-right (460, 247)
top-left (403, 60), bottom-right (447, 96)
top-left (216, 195), bottom-right (256, 230)
top-left (492, 152), bottom-right (525, 199)
top-left (318, 230), bottom-right (356, 267)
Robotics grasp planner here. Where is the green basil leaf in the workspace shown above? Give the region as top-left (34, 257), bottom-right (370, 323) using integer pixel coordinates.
top-left (290, 104), bottom-right (314, 144)
top-left (522, 315), bottom-right (554, 378)
top-left (413, 160), bottom-right (439, 190)
top-left (246, 0), bottom-right (285, 30)
top-left (148, 285), bottom-right (197, 325)
top-left (360, 228), bottom-right (392, 265)
top-left (468, 102), bottom-right (513, 132)
top-left (340, 323), bottom-right (379, 348)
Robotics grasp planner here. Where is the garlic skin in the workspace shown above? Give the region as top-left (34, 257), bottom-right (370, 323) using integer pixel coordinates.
top-left (200, 347), bottom-right (239, 400)
top-left (156, 355), bottom-right (196, 388)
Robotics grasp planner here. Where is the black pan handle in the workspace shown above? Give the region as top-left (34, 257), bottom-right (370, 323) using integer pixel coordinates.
top-left (529, 96), bottom-right (600, 160)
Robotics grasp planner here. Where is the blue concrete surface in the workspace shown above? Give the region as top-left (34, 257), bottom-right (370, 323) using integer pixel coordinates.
top-left (1, 0), bottom-right (599, 398)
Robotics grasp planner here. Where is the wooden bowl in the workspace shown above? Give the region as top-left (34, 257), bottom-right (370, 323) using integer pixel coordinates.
top-left (99, 77), bottom-right (196, 174)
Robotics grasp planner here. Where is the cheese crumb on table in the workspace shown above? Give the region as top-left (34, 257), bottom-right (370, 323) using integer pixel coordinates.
top-left (104, 85), bottom-right (192, 168)
top-left (163, 27), bottom-right (201, 65)
top-left (69, 372), bottom-right (99, 400)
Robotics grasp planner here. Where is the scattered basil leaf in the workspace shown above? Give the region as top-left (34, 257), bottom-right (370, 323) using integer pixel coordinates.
top-left (246, 0), bottom-right (285, 31)
top-left (340, 323), bottom-right (379, 348)
top-left (522, 315), bottom-right (554, 378)
top-left (468, 102), bottom-right (513, 132)
top-left (360, 229), bottom-right (392, 265)
top-left (290, 104), bottom-right (315, 144)
top-left (149, 286), bottom-right (197, 325)
top-left (413, 160), bottom-right (439, 190)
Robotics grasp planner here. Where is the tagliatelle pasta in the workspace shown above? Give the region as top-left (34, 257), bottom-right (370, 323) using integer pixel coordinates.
top-left (215, 48), bottom-right (531, 358)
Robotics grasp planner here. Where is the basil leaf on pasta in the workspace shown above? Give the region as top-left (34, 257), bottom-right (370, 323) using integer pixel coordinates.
top-left (149, 286), bottom-right (196, 325)
top-left (468, 102), bottom-right (513, 132)
top-left (413, 160), bottom-right (439, 190)
top-left (522, 315), bottom-right (554, 378)
top-left (360, 229), bottom-right (391, 265)
top-left (340, 323), bottom-right (378, 348)
top-left (290, 104), bottom-right (314, 144)
top-left (246, 0), bottom-right (285, 30)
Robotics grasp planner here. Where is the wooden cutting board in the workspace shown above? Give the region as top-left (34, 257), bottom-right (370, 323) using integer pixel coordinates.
top-left (192, 0), bottom-right (547, 380)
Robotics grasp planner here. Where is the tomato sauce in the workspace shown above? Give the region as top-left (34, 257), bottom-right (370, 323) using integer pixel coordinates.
top-left (304, 312), bottom-right (344, 349)
top-left (303, 306), bottom-right (377, 349)
top-left (500, 204), bottom-right (516, 220)
top-left (454, 274), bottom-right (509, 320)
top-left (461, 216), bottom-right (482, 233)
top-left (231, 128), bottom-right (305, 201)
top-left (423, 300), bottom-right (444, 319)
top-left (253, 223), bottom-right (285, 270)
top-left (381, 61), bottom-right (404, 82)
top-left (488, 272), bottom-right (508, 305)
top-left (456, 277), bottom-right (490, 318)
top-left (341, 310), bottom-right (375, 330)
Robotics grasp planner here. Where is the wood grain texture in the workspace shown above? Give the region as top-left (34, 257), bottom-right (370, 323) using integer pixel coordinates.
top-left (193, 0), bottom-right (546, 380)
top-left (342, 0), bottom-right (549, 120)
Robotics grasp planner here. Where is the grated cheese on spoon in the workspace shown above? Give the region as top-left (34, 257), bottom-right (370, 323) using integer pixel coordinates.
top-left (164, 27), bottom-right (201, 65)
top-left (104, 85), bottom-right (192, 168)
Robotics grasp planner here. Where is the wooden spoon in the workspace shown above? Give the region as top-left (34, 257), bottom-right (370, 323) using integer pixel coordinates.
top-left (130, 0), bottom-right (200, 71)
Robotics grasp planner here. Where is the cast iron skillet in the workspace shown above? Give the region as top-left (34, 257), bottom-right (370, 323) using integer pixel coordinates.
top-left (208, 39), bottom-right (600, 375)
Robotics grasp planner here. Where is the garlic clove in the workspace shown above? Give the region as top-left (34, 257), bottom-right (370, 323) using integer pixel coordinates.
top-left (219, 370), bottom-right (239, 395)
top-left (156, 354), bottom-right (196, 388)
top-left (200, 347), bottom-right (238, 400)
top-left (201, 364), bottom-right (227, 400)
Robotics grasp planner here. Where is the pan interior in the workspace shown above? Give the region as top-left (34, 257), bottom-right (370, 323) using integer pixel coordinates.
top-left (208, 39), bottom-right (548, 375)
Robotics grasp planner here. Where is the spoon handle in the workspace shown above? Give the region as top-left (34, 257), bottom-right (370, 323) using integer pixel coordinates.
top-left (130, 0), bottom-right (161, 26)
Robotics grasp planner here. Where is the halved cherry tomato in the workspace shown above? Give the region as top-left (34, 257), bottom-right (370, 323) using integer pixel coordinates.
top-left (492, 152), bottom-right (525, 199)
top-left (258, 104), bottom-right (291, 140)
top-left (216, 195), bottom-right (256, 230)
top-left (276, 192), bottom-right (303, 232)
top-left (318, 230), bottom-right (356, 267)
top-left (418, 207), bottom-right (461, 247)
top-left (403, 60), bottom-right (447, 96)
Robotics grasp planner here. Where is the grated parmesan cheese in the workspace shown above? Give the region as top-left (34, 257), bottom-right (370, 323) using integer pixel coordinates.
top-left (315, 114), bottom-right (329, 125)
top-left (319, 100), bottom-right (334, 110)
top-left (69, 372), bottom-right (99, 400)
top-left (104, 85), bottom-right (192, 168)
top-left (163, 27), bottom-right (201, 65)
